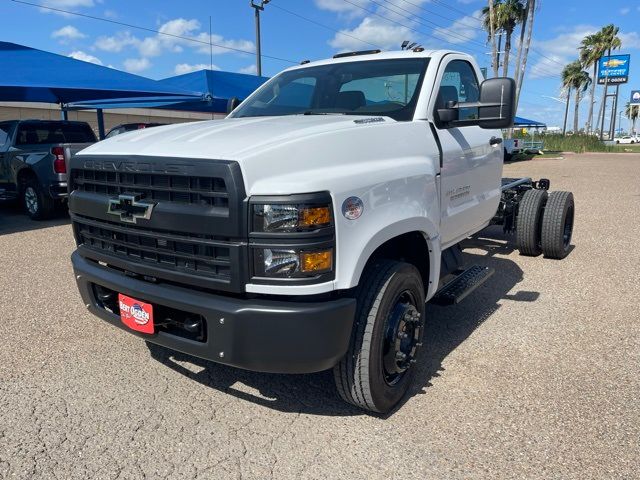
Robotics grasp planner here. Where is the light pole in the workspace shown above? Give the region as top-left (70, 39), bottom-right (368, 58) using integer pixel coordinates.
top-left (250, 0), bottom-right (270, 76)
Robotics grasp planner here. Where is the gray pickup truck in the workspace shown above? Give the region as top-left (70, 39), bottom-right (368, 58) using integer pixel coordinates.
top-left (0, 120), bottom-right (96, 219)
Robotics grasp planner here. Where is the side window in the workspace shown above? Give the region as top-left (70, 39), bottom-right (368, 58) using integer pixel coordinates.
top-left (439, 60), bottom-right (480, 121)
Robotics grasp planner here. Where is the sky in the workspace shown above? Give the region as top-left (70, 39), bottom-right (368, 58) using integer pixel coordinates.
top-left (2, 0), bottom-right (640, 129)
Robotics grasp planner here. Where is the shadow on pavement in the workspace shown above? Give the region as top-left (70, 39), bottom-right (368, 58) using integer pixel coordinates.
top-left (0, 202), bottom-right (70, 235)
top-left (147, 227), bottom-right (540, 417)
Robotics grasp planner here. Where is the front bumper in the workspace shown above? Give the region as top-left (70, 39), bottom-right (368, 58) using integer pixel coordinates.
top-left (72, 252), bottom-right (356, 374)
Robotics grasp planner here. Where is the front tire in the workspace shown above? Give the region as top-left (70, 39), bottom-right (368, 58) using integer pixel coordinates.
top-left (22, 178), bottom-right (55, 220)
top-left (333, 260), bottom-right (425, 413)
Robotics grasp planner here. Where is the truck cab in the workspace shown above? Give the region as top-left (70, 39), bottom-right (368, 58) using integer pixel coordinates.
top-left (69, 49), bottom-right (573, 413)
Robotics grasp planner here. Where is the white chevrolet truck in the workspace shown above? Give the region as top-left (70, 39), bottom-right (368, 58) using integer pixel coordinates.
top-left (69, 49), bottom-right (575, 413)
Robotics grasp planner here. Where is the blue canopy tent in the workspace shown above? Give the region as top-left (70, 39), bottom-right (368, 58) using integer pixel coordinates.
top-left (513, 116), bottom-right (547, 152)
top-left (155, 69), bottom-right (269, 113)
top-left (0, 42), bottom-right (203, 137)
top-left (513, 116), bottom-right (547, 128)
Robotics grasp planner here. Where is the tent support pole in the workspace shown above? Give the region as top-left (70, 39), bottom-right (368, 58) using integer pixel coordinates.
top-left (60, 105), bottom-right (68, 121)
top-left (97, 109), bottom-right (105, 140)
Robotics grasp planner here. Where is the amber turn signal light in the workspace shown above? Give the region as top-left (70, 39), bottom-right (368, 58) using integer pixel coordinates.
top-left (299, 207), bottom-right (331, 227)
top-left (300, 250), bottom-right (333, 273)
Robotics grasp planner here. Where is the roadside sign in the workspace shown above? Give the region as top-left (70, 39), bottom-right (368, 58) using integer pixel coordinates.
top-left (631, 90), bottom-right (640, 105)
top-left (597, 54), bottom-right (630, 84)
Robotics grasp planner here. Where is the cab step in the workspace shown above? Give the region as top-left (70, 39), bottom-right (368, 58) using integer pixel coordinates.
top-left (431, 265), bottom-right (494, 306)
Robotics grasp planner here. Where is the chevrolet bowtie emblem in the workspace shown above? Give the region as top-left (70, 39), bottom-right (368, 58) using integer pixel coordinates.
top-left (107, 194), bottom-right (155, 224)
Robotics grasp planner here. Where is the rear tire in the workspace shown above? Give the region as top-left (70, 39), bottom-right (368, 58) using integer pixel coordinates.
top-left (516, 189), bottom-right (548, 256)
top-left (333, 260), bottom-right (425, 414)
top-left (541, 191), bottom-right (575, 259)
top-left (22, 177), bottom-right (54, 220)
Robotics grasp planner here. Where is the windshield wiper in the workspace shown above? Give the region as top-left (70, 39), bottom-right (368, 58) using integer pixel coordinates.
top-left (301, 111), bottom-right (346, 116)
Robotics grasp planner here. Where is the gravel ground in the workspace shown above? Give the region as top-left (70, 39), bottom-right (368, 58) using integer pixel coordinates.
top-left (0, 153), bottom-right (638, 479)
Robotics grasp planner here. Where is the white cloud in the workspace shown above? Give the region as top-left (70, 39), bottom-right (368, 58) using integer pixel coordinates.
top-left (238, 64), bottom-right (257, 75)
top-left (620, 7), bottom-right (630, 15)
top-left (314, 0), bottom-right (369, 17)
top-left (94, 31), bottom-right (138, 52)
top-left (51, 25), bottom-right (86, 41)
top-left (123, 57), bottom-right (151, 73)
top-left (433, 10), bottom-right (483, 45)
top-left (68, 50), bottom-right (103, 65)
top-left (329, 17), bottom-right (411, 51)
top-left (38, 0), bottom-right (94, 16)
top-left (93, 18), bottom-right (254, 60)
top-left (174, 63), bottom-right (219, 75)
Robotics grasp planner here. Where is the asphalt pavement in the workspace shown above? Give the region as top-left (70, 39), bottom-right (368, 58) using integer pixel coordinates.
top-left (0, 153), bottom-right (638, 479)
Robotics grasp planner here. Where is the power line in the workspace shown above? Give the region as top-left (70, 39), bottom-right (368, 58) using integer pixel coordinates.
top-left (397, 0), bottom-right (485, 32)
top-left (10, 0), bottom-right (298, 65)
top-left (344, 0), bottom-right (564, 76)
top-left (268, 2), bottom-right (382, 50)
top-left (372, 0), bottom-right (488, 47)
top-left (341, 0), bottom-right (484, 54)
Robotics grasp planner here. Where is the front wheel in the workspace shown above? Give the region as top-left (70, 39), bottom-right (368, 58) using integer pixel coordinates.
top-left (333, 260), bottom-right (425, 413)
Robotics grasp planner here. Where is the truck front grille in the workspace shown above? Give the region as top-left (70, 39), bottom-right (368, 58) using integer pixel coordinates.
top-left (74, 216), bottom-right (233, 282)
top-left (71, 169), bottom-right (228, 208)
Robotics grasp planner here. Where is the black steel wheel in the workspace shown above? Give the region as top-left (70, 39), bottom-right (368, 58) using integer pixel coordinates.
top-left (541, 191), bottom-right (575, 259)
top-left (516, 188), bottom-right (548, 256)
top-left (22, 177), bottom-right (54, 220)
top-left (333, 260), bottom-right (425, 413)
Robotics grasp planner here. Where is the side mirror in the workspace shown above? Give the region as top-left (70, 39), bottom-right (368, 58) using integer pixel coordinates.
top-left (477, 77), bottom-right (516, 129)
top-left (436, 77), bottom-right (516, 129)
top-left (227, 97), bottom-right (242, 114)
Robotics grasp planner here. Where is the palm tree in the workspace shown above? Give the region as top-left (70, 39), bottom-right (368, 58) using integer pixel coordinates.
top-left (562, 61), bottom-right (590, 135)
top-left (483, 0), bottom-right (500, 77)
top-left (482, 0), bottom-right (526, 77)
top-left (514, 0), bottom-right (536, 110)
top-left (579, 33), bottom-right (605, 133)
top-left (594, 24), bottom-right (622, 138)
top-left (625, 102), bottom-right (639, 135)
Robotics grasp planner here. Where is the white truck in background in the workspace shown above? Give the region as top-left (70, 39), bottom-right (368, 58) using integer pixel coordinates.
top-left (69, 49), bottom-right (575, 413)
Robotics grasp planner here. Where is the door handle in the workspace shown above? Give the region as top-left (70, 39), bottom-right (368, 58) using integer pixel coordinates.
top-left (489, 136), bottom-right (502, 146)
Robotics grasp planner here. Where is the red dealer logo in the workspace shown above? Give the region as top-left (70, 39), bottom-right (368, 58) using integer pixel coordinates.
top-left (118, 294), bottom-right (154, 334)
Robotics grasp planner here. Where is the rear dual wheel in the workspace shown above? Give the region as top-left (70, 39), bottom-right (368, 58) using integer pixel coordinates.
top-left (334, 260), bottom-right (425, 414)
top-left (516, 189), bottom-right (574, 259)
top-left (541, 191), bottom-right (575, 259)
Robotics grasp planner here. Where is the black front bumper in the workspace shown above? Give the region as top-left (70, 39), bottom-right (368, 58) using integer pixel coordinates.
top-left (72, 252), bottom-right (356, 374)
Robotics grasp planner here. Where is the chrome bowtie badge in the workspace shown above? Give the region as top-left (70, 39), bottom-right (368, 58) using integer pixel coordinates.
top-left (107, 194), bottom-right (155, 224)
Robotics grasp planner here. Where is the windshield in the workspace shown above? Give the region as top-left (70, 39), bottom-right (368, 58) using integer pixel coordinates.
top-left (232, 58), bottom-right (429, 121)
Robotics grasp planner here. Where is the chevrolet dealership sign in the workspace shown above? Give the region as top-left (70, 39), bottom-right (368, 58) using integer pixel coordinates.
top-left (597, 55), bottom-right (630, 84)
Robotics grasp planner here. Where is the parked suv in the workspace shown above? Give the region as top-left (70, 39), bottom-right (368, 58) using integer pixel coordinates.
top-left (0, 120), bottom-right (96, 219)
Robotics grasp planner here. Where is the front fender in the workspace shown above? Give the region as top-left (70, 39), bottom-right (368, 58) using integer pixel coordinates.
top-left (342, 217), bottom-right (441, 292)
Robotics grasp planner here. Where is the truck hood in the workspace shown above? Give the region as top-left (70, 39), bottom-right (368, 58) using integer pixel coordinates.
top-left (78, 115), bottom-right (393, 160)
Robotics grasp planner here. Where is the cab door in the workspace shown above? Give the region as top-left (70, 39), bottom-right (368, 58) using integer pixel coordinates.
top-left (430, 57), bottom-right (503, 248)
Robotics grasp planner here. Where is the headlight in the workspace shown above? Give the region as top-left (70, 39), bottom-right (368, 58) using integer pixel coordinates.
top-left (253, 203), bottom-right (332, 232)
top-left (254, 248), bottom-right (333, 278)
top-left (250, 193), bottom-right (335, 282)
